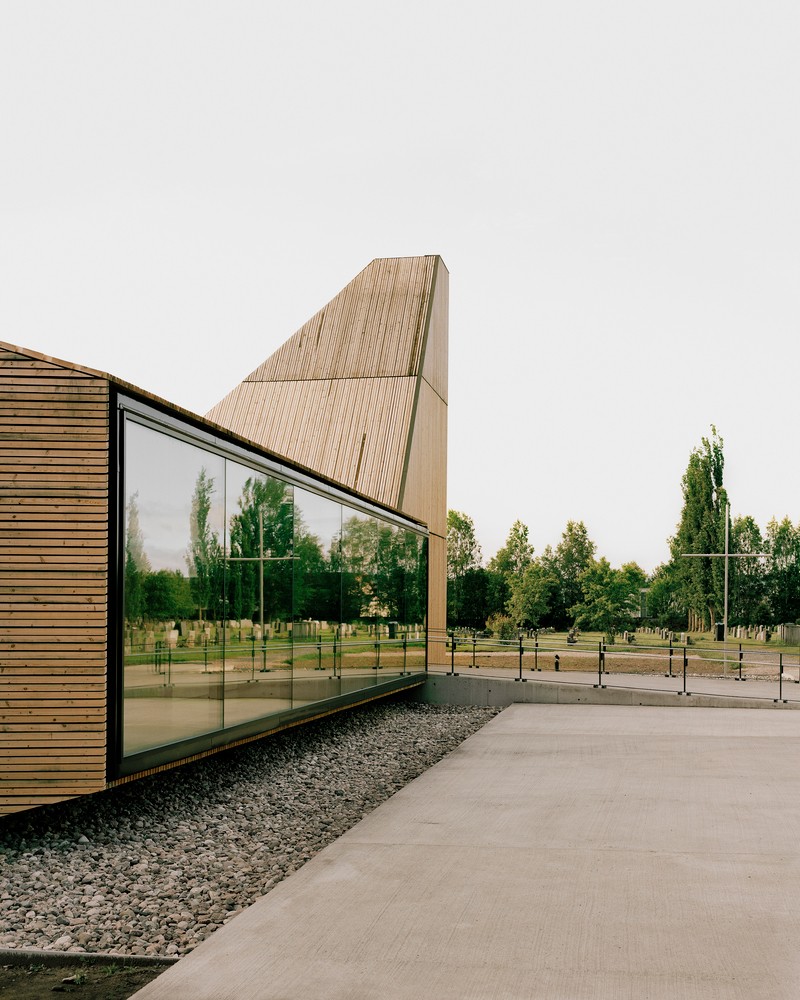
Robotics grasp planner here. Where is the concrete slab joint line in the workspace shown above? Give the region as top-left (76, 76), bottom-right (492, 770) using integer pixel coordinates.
top-left (130, 704), bottom-right (800, 1000)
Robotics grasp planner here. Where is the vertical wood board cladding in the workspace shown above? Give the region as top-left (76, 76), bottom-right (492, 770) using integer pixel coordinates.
top-left (426, 534), bottom-right (448, 665)
top-left (208, 377), bottom-right (416, 510)
top-left (0, 349), bottom-right (109, 815)
top-left (244, 257), bottom-right (436, 384)
top-left (399, 381), bottom-right (447, 537)
top-left (420, 261), bottom-right (448, 404)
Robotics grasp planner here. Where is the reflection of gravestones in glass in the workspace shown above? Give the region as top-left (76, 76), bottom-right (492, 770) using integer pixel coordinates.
top-left (226, 506), bottom-right (297, 674)
top-left (122, 427), bottom-right (225, 755)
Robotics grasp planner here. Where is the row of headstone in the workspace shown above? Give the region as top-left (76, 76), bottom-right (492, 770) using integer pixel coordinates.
top-left (636, 624), bottom-right (782, 643)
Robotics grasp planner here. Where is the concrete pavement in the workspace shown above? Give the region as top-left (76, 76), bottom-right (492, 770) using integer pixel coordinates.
top-left (131, 703), bottom-right (800, 999)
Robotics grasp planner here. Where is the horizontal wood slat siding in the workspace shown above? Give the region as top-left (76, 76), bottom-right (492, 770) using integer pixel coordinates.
top-left (0, 348), bottom-right (109, 815)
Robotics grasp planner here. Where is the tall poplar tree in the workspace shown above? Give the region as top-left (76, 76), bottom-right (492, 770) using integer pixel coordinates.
top-left (670, 428), bottom-right (728, 631)
top-left (446, 510), bottom-right (482, 626)
top-left (488, 520), bottom-right (534, 621)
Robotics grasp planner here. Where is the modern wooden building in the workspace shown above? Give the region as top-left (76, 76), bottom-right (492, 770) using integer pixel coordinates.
top-left (0, 255), bottom-right (448, 817)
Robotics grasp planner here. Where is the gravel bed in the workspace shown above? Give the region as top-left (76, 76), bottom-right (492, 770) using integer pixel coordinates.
top-left (0, 699), bottom-right (499, 958)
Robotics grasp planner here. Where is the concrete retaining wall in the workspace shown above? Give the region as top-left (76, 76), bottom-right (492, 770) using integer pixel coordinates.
top-left (415, 673), bottom-right (800, 710)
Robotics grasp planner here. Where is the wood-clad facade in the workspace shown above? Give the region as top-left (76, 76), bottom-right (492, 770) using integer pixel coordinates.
top-left (0, 348), bottom-right (110, 814)
top-left (0, 256), bottom-right (448, 816)
top-left (207, 255), bottom-right (449, 661)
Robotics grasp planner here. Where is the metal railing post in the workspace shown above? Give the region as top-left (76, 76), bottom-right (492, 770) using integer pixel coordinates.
top-left (594, 641), bottom-right (605, 689)
top-left (516, 635), bottom-right (525, 682)
top-left (666, 638), bottom-right (673, 678)
top-left (776, 652), bottom-right (785, 704)
top-left (472, 633), bottom-right (477, 670)
top-left (449, 631), bottom-right (455, 676)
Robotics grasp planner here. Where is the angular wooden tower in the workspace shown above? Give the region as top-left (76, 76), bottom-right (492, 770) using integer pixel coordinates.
top-left (206, 255), bottom-right (448, 656)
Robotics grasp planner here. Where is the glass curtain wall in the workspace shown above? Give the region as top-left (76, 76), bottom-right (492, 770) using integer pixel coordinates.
top-left (121, 415), bottom-right (427, 762)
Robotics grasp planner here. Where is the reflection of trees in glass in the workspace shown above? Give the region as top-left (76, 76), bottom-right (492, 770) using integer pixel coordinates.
top-left (227, 476), bottom-right (294, 623)
top-left (338, 517), bottom-right (426, 626)
top-left (293, 526), bottom-right (338, 622)
top-left (406, 532), bottom-right (427, 625)
top-left (186, 468), bottom-right (224, 621)
top-left (144, 570), bottom-right (195, 621)
top-left (125, 492), bottom-right (150, 624)
top-left (340, 515), bottom-right (379, 622)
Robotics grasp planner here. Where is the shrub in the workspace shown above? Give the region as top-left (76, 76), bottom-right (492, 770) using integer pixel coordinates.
top-left (485, 614), bottom-right (517, 640)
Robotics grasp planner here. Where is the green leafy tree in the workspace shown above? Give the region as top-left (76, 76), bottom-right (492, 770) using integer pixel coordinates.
top-left (456, 566), bottom-right (493, 630)
top-left (488, 521), bottom-right (534, 590)
top-left (764, 517), bottom-right (800, 624)
top-left (486, 613), bottom-right (517, 640)
top-left (507, 560), bottom-right (554, 629)
top-left (646, 562), bottom-right (685, 631)
top-left (541, 522), bottom-right (597, 629)
top-left (447, 510), bottom-right (482, 626)
top-left (729, 515), bottom-right (768, 626)
top-left (570, 559), bottom-right (647, 642)
top-left (670, 428), bottom-right (728, 631)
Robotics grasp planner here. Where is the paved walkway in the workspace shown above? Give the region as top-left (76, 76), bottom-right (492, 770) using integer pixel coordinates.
top-left (132, 704), bottom-right (800, 999)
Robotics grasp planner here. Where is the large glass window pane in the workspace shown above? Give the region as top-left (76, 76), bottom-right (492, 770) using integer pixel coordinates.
top-left (223, 462), bottom-right (294, 727)
top-left (123, 421), bottom-right (225, 755)
top-left (403, 531), bottom-right (428, 672)
top-left (339, 511), bottom-right (380, 691)
top-left (292, 489), bottom-right (342, 704)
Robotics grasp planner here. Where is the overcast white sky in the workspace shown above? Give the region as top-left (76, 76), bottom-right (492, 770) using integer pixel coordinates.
top-left (2, 1), bottom-right (798, 573)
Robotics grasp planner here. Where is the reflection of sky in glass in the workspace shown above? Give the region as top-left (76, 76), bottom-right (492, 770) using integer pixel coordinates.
top-left (295, 488), bottom-right (341, 556)
top-left (126, 421), bottom-right (224, 572)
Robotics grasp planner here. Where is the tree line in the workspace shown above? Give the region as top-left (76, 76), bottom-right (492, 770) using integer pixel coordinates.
top-left (448, 429), bottom-right (800, 639)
